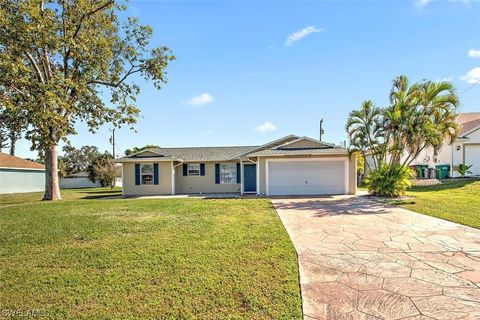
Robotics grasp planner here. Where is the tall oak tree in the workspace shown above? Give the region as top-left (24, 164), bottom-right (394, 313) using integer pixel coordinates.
top-left (0, 0), bottom-right (174, 200)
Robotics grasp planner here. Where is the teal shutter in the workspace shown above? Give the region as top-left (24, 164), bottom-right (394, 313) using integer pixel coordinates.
top-left (236, 163), bottom-right (241, 183)
top-left (183, 164), bottom-right (188, 176)
top-left (215, 164), bottom-right (220, 184)
top-left (200, 163), bottom-right (205, 176)
top-left (135, 164), bottom-right (140, 185)
top-left (153, 163), bottom-right (159, 185)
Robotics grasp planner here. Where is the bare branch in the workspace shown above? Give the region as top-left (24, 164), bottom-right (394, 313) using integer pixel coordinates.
top-left (87, 66), bottom-right (142, 88)
top-left (72, 0), bottom-right (115, 40)
top-left (24, 51), bottom-right (45, 83)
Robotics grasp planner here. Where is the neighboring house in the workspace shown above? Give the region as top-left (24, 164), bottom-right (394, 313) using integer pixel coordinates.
top-left (0, 152), bottom-right (45, 194)
top-left (116, 135), bottom-right (357, 197)
top-left (60, 171), bottom-right (101, 189)
top-left (366, 112), bottom-right (480, 177)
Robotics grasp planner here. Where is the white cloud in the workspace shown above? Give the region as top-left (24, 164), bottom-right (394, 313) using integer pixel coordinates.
top-left (468, 49), bottom-right (480, 58)
top-left (285, 26), bottom-right (322, 46)
top-left (255, 121), bottom-right (278, 133)
top-left (186, 93), bottom-right (214, 106)
top-left (460, 67), bottom-right (480, 84)
top-left (414, 0), bottom-right (433, 8)
top-left (201, 130), bottom-right (213, 136)
top-left (415, 0), bottom-right (475, 8)
top-left (435, 76), bottom-right (453, 82)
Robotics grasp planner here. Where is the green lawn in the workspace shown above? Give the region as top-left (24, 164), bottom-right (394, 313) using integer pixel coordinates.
top-left (397, 178), bottom-right (480, 228)
top-left (0, 188), bottom-right (301, 319)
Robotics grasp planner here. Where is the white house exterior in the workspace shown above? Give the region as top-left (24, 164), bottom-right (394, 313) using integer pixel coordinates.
top-left (366, 112), bottom-right (480, 177)
top-left (0, 153), bottom-right (45, 194)
top-left (60, 171), bottom-right (102, 189)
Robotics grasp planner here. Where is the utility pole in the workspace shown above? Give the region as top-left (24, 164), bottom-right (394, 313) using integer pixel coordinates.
top-left (319, 118), bottom-right (325, 141)
top-left (110, 128), bottom-right (116, 159)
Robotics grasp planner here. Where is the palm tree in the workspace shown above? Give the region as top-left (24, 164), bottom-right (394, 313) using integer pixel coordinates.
top-left (383, 76), bottom-right (459, 167)
top-left (415, 80), bottom-right (459, 162)
top-left (345, 100), bottom-right (384, 170)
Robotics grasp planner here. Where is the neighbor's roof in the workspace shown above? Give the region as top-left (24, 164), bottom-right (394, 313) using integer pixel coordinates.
top-left (457, 112), bottom-right (480, 137)
top-left (0, 152), bottom-right (45, 170)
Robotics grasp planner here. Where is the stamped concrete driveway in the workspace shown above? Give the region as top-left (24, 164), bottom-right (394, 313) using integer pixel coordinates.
top-left (272, 196), bottom-right (480, 320)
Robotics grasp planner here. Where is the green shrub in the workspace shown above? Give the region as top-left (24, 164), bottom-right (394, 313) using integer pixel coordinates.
top-left (458, 164), bottom-right (473, 178)
top-left (365, 164), bottom-right (414, 197)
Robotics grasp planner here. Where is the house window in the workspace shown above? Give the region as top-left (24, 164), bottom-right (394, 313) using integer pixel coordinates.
top-left (141, 163), bottom-right (154, 185)
top-left (220, 163), bottom-right (237, 184)
top-left (187, 163), bottom-right (200, 176)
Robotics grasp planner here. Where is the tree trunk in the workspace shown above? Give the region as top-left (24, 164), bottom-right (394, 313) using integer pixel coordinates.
top-left (9, 136), bottom-right (16, 156)
top-left (43, 145), bottom-right (62, 201)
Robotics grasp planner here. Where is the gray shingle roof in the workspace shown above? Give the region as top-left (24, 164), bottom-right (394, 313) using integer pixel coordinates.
top-left (142, 146), bottom-right (258, 161)
top-left (117, 135), bottom-right (348, 162)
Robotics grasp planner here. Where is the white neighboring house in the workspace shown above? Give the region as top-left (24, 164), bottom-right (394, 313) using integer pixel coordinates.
top-left (366, 112), bottom-right (480, 177)
top-left (0, 152), bottom-right (45, 194)
top-left (60, 171), bottom-right (101, 189)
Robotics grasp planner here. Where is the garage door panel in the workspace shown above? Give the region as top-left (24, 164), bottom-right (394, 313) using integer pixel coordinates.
top-left (268, 160), bottom-right (346, 195)
top-left (465, 145), bottom-right (480, 176)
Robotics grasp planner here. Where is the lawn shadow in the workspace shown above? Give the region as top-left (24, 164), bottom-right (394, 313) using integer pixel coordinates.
top-left (79, 189), bottom-right (122, 200)
top-left (409, 178), bottom-right (480, 193)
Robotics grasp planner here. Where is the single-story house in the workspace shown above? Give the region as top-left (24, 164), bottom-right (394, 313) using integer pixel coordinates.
top-left (0, 152), bottom-right (45, 194)
top-left (116, 135), bottom-right (357, 197)
top-left (60, 171), bottom-right (102, 189)
top-left (365, 112), bottom-right (480, 177)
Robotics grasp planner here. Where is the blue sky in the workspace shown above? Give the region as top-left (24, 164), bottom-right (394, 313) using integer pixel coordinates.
top-left (15, 0), bottom-right (480, 158)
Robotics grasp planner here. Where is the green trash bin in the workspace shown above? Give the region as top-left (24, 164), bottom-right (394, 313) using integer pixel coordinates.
top-left (436, 164), bottom-right (450, 180)
top-left (414, 165), bottom-right (424, 178)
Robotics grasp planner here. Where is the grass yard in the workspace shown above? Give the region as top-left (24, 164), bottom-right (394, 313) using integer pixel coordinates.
top-left (395, 178), bottom-right (480, 229)
top-left (0, 188), bottom-right (302, 319)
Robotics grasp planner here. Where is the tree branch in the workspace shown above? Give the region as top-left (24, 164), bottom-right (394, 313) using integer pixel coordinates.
top-left (87, 66), bottom-right (142, 88)
top-left (72, 0), bottom-right (115, 40)
top-left (24, 51), bottom-right (45, 83)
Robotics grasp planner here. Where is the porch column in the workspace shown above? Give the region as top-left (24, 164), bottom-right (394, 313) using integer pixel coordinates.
top-left (171, 161), bottom-right (175, 195)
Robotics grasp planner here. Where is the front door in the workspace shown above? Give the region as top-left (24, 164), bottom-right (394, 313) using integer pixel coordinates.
top-left (243, 164), bottom-right (257, 193)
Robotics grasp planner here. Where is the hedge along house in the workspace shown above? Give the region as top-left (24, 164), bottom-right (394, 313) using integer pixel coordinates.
top-left (0, 152), bottom-right (45, 194)
top-left (117, 135), bottom-right (357, 197)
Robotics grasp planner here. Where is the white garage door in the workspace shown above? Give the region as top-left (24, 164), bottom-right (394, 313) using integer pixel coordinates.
top-left (267, 159), bottom-right (347, 196)
top-left (465, 145), bottom-right (480, 176)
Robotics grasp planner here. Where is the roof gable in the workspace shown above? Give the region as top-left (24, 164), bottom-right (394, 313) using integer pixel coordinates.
top-left (274, 137), bottom-right (335, 150)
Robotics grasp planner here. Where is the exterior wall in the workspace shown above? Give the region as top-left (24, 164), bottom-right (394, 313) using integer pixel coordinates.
top-left (60, 177), bottom-right (101, 189)
top-left (175, 161), bottom-right (240, 194)
top-left (257, 154), bottom-right (356, 195)
top-left (122, 161), bottom-right (173, 196)
top-left (0, 168), bottom-right (45, 194)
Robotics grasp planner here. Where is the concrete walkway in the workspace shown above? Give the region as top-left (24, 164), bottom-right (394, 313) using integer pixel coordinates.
top-left (272, 196), bottom-right (480, 320)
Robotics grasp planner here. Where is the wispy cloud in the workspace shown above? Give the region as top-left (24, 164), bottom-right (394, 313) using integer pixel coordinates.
top-left (468, 49), bottom-right (480, 58)
top-left (285, 26), bottom-right (322, 46)
top-left (460, 67), bottom-right (480, 84)
top-left (186, 93), bottom-right (214, 106)
top-left (255, 121), bottom-right (278, 133)
top-left (414, 0), bottom-right (434, 8)
top-left (201, 130), bottom-right (213, 136)
top-left (415, 0), bottom-right (475, 8)
top-left (435, 76), bottom-right (453, 82)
